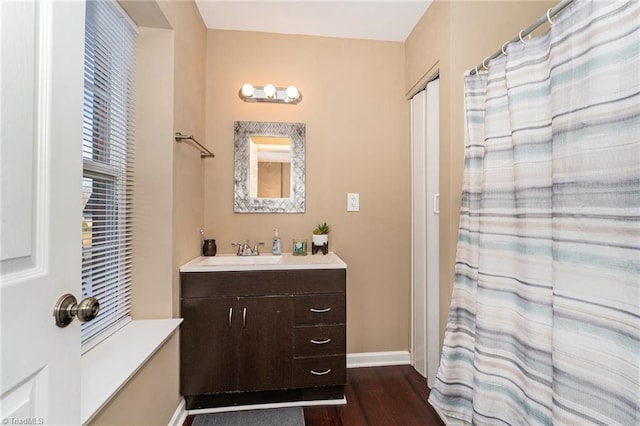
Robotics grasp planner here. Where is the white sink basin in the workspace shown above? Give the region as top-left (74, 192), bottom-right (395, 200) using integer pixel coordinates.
top-left (195, 254), bottom-right (284, 266)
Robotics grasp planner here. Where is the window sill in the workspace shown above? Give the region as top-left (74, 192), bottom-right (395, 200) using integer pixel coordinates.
top-left (81, 318), bottom-right (183, 425)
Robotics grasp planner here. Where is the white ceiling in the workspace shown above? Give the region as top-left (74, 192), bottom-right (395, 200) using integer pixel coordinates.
top-left (194, 1), bottom-right (433, 42)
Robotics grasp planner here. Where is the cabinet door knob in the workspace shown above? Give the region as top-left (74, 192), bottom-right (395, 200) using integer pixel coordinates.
top-left (310, 307), bottom-right (331, 313)
top-left (228, 307), bottom-right (233, 328)
top-left (310, 369), bottom-right (332, 376)
top-left (310, 338), bottom-right (331, 345)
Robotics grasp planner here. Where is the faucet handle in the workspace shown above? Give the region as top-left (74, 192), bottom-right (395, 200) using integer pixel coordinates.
top-left (231, 242), bottom-right (243, 256)
top-left (253, 242), bottom-right (265, 256)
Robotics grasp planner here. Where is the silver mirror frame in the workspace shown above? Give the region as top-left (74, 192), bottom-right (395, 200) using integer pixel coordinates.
top-left (234, 121), bottom-right (306, 213)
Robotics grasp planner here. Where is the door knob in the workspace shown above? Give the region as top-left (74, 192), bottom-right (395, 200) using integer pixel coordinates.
top-left (53, 293), bottom-right (100, 328)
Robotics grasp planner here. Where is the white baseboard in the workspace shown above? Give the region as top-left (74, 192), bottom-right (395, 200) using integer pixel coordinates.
top-left (168, 399), bottom-right (187, 426)
top-left (347, 351), bottom-right (411, 368)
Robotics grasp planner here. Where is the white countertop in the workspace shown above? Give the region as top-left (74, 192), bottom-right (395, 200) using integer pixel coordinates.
top-left (180, 252), bottom-right (347, 272)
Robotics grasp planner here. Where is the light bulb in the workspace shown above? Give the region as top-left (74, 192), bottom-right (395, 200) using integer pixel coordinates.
top-left (263, 83), bottom-right (276, 98)
top-left (285, 85), bottom-right (299, 100)
top-left (241, 83), bottom-right (255, 98)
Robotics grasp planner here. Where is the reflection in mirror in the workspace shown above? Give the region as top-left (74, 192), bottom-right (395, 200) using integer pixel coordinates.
top-left (234, 121), bottom-right (305, 213)
top-left (249, 136), bottom-right (291, 198)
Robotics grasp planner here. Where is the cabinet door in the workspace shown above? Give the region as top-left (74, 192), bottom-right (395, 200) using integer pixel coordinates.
top-left (180, 297), bottom-right (238, 394)
top-left (238, 296), bottom-right (293, 391)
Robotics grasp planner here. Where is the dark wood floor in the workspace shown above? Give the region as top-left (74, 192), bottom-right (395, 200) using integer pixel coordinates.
top-left (184, 365), bottom-right (444, 425)
top-left (304, 365), bottom-right (444, 426)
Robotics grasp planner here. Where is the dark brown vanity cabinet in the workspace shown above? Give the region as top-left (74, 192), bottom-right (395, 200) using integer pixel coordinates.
top-left (180, 269), bottom-right (346, 409)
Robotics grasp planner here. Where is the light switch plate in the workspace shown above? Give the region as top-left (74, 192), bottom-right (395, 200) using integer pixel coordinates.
top-left (347, 193), bottom-right (359, 211)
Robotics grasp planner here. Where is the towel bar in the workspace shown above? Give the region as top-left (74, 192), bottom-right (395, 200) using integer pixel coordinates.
top-left (175, 132), bottom-right (215, 158)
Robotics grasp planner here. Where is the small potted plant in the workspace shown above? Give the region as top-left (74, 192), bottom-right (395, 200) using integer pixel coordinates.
top-left (312, 222), bottom-right (330, 254)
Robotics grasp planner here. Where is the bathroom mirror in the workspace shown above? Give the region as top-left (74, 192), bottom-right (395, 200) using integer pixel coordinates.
top-left (250, 136), bottom-right (291, 198)
top-left (234, 121), bottom-right (305, 213)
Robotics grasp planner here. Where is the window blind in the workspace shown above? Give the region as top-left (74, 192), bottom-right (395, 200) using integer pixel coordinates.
top-left (81, 0), bottom-right (136, 347)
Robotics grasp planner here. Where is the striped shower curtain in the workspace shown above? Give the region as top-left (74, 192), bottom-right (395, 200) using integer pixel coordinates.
top-left (428, 1), bottom-right (639, 425)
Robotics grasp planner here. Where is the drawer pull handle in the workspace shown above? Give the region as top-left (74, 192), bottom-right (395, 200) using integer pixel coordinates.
top-left (242, 307), bottom-right (247, 328)
top-left (228, 307), bottom-right (233, 328)
top-left (310, 369), bottom-right (332, 376)
top-left (310, 338), bottom-right (332, 345)
top-left (310, 307), bottom-right (331, 313)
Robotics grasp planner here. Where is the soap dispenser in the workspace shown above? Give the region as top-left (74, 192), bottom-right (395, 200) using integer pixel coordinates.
top-left (272, 228), bottom-right (281, 255)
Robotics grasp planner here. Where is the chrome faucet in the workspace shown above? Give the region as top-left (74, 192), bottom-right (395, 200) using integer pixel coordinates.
top-left (231, 240), bottom-right (264, 256)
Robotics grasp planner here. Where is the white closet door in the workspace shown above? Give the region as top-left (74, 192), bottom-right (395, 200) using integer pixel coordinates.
top-left (411, 78), bottom-right (439, 387)
top-left (411, 89), bottom-right (428, 378)
top-left (425, 78), bottom-right (440, 388)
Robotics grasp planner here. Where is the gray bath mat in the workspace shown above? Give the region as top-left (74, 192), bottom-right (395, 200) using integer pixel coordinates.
top-left (192, 406), bottom-right (305, 426)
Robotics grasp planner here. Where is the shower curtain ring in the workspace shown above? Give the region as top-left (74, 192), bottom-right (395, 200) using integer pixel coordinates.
top-left (475, 65), bottom-right (480, 75)
top-left (501, 41), bottom-right (509, 56)
top-left (546, 8), bottom-right (554, 25)
top-left (519, 30), bottom-right (530, 44)
top-left (482, 57), bottom-right (490, 70)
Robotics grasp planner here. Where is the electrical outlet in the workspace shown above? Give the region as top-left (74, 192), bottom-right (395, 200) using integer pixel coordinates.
top-left (347, 193), bottom-right (359, 211)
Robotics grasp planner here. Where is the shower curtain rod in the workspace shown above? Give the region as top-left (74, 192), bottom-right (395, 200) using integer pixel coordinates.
top-left (470, 0), bottom-right (574, 75)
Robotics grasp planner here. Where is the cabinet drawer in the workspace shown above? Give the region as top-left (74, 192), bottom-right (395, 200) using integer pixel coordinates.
top-left (294, 293), bottom-right (345, 325)
top-left (293, 356), bottom-right (346, 388)
top-left (294, 325), bottom-right (345, 357)
top-left (180, 269), bottom-right (345, 298)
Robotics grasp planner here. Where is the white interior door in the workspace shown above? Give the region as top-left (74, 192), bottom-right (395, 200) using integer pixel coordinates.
top-left (1, 1), bottom-right (85, 424)
top-left (411, 89), bottom-right (428, 378)
top-left (411, 78), bottom-right (439, 387)
top-left (424, 78), bottom-right (440, 388)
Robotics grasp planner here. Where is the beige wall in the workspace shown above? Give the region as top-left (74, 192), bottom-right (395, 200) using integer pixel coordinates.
top-left (204, 30), bottom-right (411, 353)
top-left (88, 334), bottom-right (180, 425)
top-left (90, 1), bottom-right (207, 424)
top-left (405, 0), bottom-right (556, 343)
top-left (163, 0), bottom-right (208, 318)
top-left (132, 26), bottom-right (174, 320)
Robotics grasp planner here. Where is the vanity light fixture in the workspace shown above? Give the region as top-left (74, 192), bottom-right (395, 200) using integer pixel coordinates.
top-left (240, 83), bottom-right (255, 98)
top-left (263, 83), bottom-right (277, 98)
top-left (238, 83), bottom-right (302, 105)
